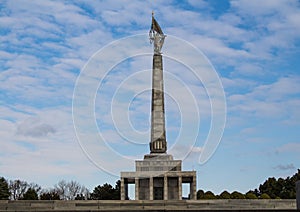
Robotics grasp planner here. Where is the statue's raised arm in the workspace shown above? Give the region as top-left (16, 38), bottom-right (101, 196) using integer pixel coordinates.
top-left (149, 12), bottom-right (166, 55)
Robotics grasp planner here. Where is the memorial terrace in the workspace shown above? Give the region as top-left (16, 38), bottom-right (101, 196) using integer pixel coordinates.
top-left (0, 199), bottom-right (297, 211)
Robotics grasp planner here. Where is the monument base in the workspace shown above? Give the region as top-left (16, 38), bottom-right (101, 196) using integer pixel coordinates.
top-left (144, 153), bottom-right (173, 160)
top-left (120, 153), bottom-right (196, 200)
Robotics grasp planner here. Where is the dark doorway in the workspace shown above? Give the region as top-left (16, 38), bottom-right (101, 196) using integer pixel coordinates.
top-left (154, 187), bottom-right (163, 200)
top-left (153, 177), bottom-right (164, 200)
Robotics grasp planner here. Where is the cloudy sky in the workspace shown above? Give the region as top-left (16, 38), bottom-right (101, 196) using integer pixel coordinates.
top-left (1, 0), bottom-right (300, 196)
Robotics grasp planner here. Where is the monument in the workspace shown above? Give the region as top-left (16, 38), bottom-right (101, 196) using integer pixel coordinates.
top-left (120, 13), bottom-right (197, 200)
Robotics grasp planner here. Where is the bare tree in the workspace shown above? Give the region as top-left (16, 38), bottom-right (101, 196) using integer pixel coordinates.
top-left (68, 181), bottom-right (82, 199)
top-left (9, 180), bottom-right (28, 200)
top-left (81, 187), bottom-right (90, 200)
top-left (9, 180), bottom-right (42, 200)
top-left (54, 180), bottom-right (89, 200)
top-left (54, 180), bottom-right (68, 200)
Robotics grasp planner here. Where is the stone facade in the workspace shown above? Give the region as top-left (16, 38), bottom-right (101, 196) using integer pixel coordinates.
top-left (121, 153), bottom-right (197, 200)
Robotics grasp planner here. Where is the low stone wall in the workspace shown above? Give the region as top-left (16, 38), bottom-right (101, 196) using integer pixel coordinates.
top-left (0, 199), bottom-right (297, 211)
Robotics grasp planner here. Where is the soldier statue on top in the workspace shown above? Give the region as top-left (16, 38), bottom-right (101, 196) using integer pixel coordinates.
top-left (149, 12), bottom-right (166, 55)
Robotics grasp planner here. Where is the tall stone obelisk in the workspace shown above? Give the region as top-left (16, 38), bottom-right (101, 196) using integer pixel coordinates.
top-left (149, 12), bottom-right (167, 154)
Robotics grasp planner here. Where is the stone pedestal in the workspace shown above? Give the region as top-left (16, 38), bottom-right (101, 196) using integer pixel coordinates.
top-left (120, 155), bottom-right (196, 200)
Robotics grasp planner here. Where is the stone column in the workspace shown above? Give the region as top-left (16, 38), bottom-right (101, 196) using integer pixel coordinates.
top-left (164, 175), bottom-right (168, 200)
top-left (190, 175), bottom-right (197, 200)
top-left (149, 177), bottom-right (153, 200)
top-left (135, 178), bottom-right (139, 200)
top-left (121, 177), bottom-right (125, 200)
top-left (296, 180), bottom-right (300, 210)
top-left (178, 176), bottom-right (182, 200)
top-left (150, 54), bottom-right (167, 153)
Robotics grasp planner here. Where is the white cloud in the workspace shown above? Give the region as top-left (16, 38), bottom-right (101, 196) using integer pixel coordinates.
top-left (276, 143), bottom-right (300, 153)
top-left (273, 164), bottom-right (295, 170)
top-left (228, 76), bottom-right (300, 120)
top-left (0, 0), bottom-right (299, 193)
top-left (16, 117), bottom-right (56, 137)
top-left (0, 104), bottom-right (106, 188)
top-left (230, 0), bottom-right (298, 16)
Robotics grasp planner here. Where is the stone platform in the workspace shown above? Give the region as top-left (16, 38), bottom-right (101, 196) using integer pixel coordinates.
top-left (120, 154), bottom-right (196, 200)
top-left (0, 199), bottom-right (297, 211)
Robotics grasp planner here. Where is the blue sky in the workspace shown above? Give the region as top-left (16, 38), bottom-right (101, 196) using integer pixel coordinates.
top-left (1, 0), bottom-right (300, 195)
